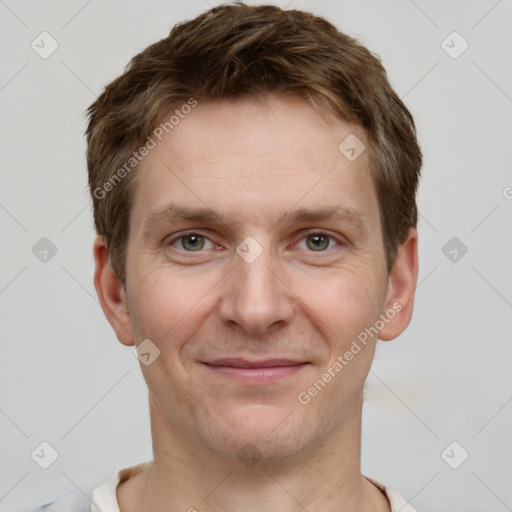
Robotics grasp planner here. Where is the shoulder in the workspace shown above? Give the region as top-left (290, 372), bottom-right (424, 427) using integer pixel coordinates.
top-left (33, 461), bottom-right (151, 512)
top-left (33, 489), bottom-right (91, 512)
top-left (366, 476), bottom-right (418, 512)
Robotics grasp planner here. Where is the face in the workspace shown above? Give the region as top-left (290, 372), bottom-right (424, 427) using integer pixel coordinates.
top-left (96, 94), bottom-right (417, 463)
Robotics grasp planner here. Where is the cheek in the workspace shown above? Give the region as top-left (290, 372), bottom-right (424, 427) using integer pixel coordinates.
top-left (296, 263), bottom-right (383, 343)
top-left (126, 265), bottom-right (220, 349)
top-left (127, 269), bottom-right (221, 411)
top-left (296, 269), bottom-right (382, 413)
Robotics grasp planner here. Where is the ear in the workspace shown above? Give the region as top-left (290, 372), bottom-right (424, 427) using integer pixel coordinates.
top-left (378, 227), bottom-right (419, 341)
top-left (93, 235), bottom-right (135, 346)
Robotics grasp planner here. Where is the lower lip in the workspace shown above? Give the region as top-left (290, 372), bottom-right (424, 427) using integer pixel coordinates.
top-left (204, 363), bottom-right (308, 383)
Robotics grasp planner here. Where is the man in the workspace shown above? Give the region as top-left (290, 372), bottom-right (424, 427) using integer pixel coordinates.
top-left (41, 3), bottom-right (422, 511)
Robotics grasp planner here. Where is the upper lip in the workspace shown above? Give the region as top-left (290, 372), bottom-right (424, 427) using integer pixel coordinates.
top-left (204, 358), bottom-right (308, 368)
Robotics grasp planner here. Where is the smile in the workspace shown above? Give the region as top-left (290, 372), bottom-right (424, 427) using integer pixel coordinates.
top-left (203, 358), bottom-right (310, 384)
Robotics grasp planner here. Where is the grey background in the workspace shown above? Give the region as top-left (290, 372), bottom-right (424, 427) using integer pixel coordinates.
top-left (1, 0), bottom-right (511, 510)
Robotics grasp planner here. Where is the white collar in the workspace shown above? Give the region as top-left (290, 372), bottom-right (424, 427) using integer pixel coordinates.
top-left (91, 462), bottom-right (417, 512)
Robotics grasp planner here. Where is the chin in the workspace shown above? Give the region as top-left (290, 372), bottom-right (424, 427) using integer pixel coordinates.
top-left (204, 403), bottom-right (314, 464)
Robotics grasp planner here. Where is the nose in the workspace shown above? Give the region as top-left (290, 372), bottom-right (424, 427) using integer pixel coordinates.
top-left (218, 243), bottom-right (294, 336)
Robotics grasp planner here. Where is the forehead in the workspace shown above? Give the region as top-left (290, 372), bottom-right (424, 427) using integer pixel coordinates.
top-left (148, 94), bottom-right (365, 170)
top-left (131, 94), bottom-right (379, 233)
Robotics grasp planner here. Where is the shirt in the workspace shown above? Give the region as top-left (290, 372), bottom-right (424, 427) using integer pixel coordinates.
top-left (37, 462), bottom-right (417, 512)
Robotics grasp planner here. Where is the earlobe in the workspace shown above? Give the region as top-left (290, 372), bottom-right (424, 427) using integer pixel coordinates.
top-left (378, 227), bottom-right (419, 342)
top-left (93, 235), bottom-right (135, 346)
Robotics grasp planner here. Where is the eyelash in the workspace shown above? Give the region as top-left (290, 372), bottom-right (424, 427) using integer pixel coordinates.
top-left (165, 229), bottom-right (345, 254)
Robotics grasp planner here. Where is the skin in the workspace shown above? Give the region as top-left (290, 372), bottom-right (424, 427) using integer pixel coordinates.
top-left (94, 94), bottom-right (418, 512)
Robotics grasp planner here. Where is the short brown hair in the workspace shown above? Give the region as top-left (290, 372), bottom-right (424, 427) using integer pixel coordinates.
top-left (87, 2), bottom-right (422, 283)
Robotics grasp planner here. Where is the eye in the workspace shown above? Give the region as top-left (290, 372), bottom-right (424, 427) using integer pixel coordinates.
top-left (169, 233), bottom-right (215, 251)
top-left (296, 232), bottom-right (341, 252)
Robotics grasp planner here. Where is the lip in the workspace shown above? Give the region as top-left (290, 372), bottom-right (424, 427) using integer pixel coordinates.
top-left (203, 358), bottom-right (309, 383)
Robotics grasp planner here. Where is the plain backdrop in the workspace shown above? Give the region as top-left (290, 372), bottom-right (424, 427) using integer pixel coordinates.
top-left (1, 1), bottom-right (511, 511)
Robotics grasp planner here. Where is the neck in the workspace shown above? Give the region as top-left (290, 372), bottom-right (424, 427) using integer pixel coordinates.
top-left (117, 393), bottom-right (390, 512)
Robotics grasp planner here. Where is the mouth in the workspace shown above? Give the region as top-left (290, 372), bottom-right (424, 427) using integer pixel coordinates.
top-left (202, 358), bottom-right (310, 384)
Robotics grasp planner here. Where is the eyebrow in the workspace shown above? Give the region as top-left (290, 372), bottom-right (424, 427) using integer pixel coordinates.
top-left (142, 203), bottom-right (369, 237)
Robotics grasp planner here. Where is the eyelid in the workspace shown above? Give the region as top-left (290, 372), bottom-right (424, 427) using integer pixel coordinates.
top-left (164, 228), bottom-right (347, 252)
top-left (165, 230), bottom-right (216, 250)
top-left (292, 229), bottom-right (346, 251)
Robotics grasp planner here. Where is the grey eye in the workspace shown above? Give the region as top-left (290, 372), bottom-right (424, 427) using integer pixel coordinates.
top-left (181, 234), bottom-right (205, 251)
top-left (305, 234), bottom-right (331, 251)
